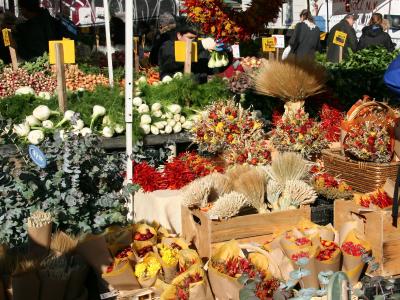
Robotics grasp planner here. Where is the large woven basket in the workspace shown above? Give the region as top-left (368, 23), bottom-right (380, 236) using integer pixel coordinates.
top-left (322, 148), bottom-right (400, 193)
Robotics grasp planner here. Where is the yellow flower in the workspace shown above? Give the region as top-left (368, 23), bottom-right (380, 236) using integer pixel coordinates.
top-left (228, 115), bottom-right (234, 121)
top-left (253, 121), bottom-right (262, 130)
top-left (160, 247), bottom-right (179, 266)
top-left (203, 134), bottom-right (209, 141)
top-left (135, 263), bottom-right (147, 278)
top-left (216, 122), bottom-right (224, 135)
top-left (338, 182), bottom-right (349, 192)
top-left (298, 134), bottom-right (304, 141)
top-left (147, 259), bottom-right (161, 277)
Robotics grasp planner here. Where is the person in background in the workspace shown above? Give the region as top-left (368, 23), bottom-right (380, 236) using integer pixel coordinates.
top-left (0, 12), bottom-right (16, 64)
top-left (157, 20), bottom-right (216, 83)
top-left (288, 9), bottom-right (321, 58)
top-left (327, 13), bottom-right (358, 63)
top-left (14, 0), bottom-right (69, 61)
top-left (357, 13), bottom-right (394, 52)
top-left (149, 13), bottom-right (177, 66)
top-left (384, 54), bottom-right (400, 96)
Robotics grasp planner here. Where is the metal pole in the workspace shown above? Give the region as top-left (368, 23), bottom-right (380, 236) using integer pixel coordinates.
top-left (125, 0), bottom-right (134, 220)
top-left (326, 0), bottom-right (330, 32)
top-left (103, 0), bottom-right (114, 87)
top-left (14, 0), bottom-right (18, 17)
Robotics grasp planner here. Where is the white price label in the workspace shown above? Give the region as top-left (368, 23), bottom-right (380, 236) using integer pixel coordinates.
top-left (100, 290), bottom-right (119, 299)
top-left (232, 44), bottom-right (240, 58)
top-left (272, 34), bottom-right (285, 49)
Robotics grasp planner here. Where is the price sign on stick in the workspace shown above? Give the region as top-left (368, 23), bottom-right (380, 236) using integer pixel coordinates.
top-left (272, 35), bottom-right (285, 49)
top-left (29, 145), bottom-right (47, 168)
top-left (174, 41), bottom-right (198, 63)
top-left (333, 31), bottom-right (347, 47)
top-left (2, 29), bottom-right (11, 47)
top-left (262, 37), bottom-right (276, 52)
top-left (49, 39), bottom-right (75, 64)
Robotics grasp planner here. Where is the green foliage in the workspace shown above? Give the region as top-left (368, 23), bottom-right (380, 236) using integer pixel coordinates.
top-left (0, 133), bottom-right (129, 247)
top-left (327, 272), bottom-right (350, 300)
top-left (20, 53), bottom-right (51, 75)
top-left (139, 75), bottom-right (231, 111)
top-left (319, 47), bottom-right (400, 108)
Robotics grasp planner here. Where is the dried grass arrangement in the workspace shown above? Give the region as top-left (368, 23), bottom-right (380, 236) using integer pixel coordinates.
top-left (50, 231), bottom-right (78, 256)
top-left (253, 56), bottom-right (327, 105)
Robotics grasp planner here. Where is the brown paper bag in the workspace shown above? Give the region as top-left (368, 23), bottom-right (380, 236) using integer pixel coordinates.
top-left (28, 224), bottom-right (52, 249)
top-left (298, 257), bottom-right (319, 289)
top-left (38, 270), bottom-right (68, 300)
top-left (76, 234), bottom-right (113, 274)
top-left (208, 265), bottom-right (242, 300)
top-left (102, 259), bottom-right (141, 291)
top-left (138, 275), bottom-right (158, 288)
top-left (315, 249), bottom-right (341, 276)
top-left (11, 271), bottom-right (40, 300)
top-left (342, 253), bottom-right (365, 285)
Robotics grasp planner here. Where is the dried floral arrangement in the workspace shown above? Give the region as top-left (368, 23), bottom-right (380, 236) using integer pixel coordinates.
top-left (191, 100), bottom-right (271, 165)
top-left (265, 152), bottom-right (317, 211)
top-left (354, 188), bottom-right (393, 209)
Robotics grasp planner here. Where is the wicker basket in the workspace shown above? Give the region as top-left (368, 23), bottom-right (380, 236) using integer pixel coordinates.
top-left (322, 148), bottom-right (400, 193)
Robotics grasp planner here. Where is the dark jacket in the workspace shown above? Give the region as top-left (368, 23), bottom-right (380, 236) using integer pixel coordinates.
top-left (289, 21), bottom-right (321, 58)
top-left (158, 35), bottom-right (211, 84)
top-left (357, 24), bottom-right (395, 52)
top-left (15, 9), bottom-right (62, 61)
top-left (150, 30), bottom-right (176, 65)
top-left (384, 54), bottom-right (400, 95)
top-left (327, 19), bottom-right (357, 63)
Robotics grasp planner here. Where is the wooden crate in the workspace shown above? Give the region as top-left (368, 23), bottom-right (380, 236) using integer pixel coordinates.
top-left (322, 148), bottom-right (400, 193)
top-left (334, 199), bottom-right (400, 277)
top-left (181, 205), bottom-right (311, 258)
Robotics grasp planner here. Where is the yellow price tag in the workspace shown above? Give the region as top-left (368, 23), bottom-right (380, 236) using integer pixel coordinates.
top-left (262, 37), bottom-right (276, 52)
top-left (333, 31), bottom-right (347, 47)
top-left (2, 29), bottom-right (11, 47)
top-left (49, 39), bottom-right (75, 64)
top-left (174, 41), bottom-right (198, 63)
top-left (320, 32), bottom-right (327, 41)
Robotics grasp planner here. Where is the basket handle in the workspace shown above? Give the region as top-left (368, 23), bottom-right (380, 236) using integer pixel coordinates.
top-left (347, 101), bottom-right (395, 121)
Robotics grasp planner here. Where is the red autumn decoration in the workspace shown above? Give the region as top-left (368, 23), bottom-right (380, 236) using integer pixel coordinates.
top-left (341, 241), bottom-right (366, 257)
top-left (132, 152), bottom-right (224, 192)
top-left (320, 104), bottom-right (344, 142)
top-left (181, 0), bottom-right (283, 43)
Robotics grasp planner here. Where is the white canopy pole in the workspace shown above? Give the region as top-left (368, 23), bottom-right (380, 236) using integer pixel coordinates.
top-left (103, 0), bottom-right (114, 87)
top-left (125, 0), bottom-right (134, 219)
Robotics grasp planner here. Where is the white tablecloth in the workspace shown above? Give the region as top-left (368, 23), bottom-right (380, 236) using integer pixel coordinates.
top-left (133, 189), bottom-right (184, 234)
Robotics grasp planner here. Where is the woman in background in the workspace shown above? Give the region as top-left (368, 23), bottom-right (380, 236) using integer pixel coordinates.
top-left (357, 13), bottom-right (394, 52)
top-left (288, 9), bottom-right (321, 58)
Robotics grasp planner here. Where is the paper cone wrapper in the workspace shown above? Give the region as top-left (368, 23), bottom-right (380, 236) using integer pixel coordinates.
top-left (280, 237), bottom-right (311, 260)
top-left (102, 260), bottom-right (141, 291)
top-left (339, 221), bottom-right (359, 246)
top-left (298, 257), bottom-right (319, 289)
top-left (138, 275), bottom-right (158, 288)
top-left (105, 225), bottom-right (133, 249)
top-left (133, 224), bottom-right (157, 246)
top-left (64, 263), bottom-right (89, 300)
top-left (161, 238), bottom-right (189, 250)
top-left (267, 248), bottom-right (293, 281)
top-left (11, 271), bottom-right (40, 300)
top-left (76, 234), bottom-right (113, 274)
top-left (38, 270), bottom-right (68, 300)
top-left (28, 223), bottom-right (52, 250)
top-left (178, 249), bottom-right (202, 272)
top-left (133, 240), bottom-right (155, 254)
top-left (208, 265), bottom-right (242, 300)
top-left (154, 278), bottom-right (171, 296)
top-left (318, 225), bottom-right (336, 242)
top-left (342, 253), bottom-right (365, 285)
top-left (188, 280), bottom-right (213, 300)
top-left (315, 251), bottom-right (342, 277)
top-left (162, 264), bottom-right (178, 284)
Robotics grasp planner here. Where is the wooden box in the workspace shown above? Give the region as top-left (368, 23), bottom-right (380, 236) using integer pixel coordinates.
top-left (334, 199), bottom-right (400, 277)
top-left (181, 205), bottom-right (311, 259)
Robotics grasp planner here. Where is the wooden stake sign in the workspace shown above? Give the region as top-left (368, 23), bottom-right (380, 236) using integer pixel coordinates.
top-left (333, 30), bottom-right (347, 63)
top-left (2, 28), bottom-right (18, 71)
top-left (55, 43), bottom-right (67, 113)
top-left (262, 37), bottom-right (276, 52)
top-left (134, 36), bottom-right (139, 73)
top-left (174, 40), bottom-right (198, 74)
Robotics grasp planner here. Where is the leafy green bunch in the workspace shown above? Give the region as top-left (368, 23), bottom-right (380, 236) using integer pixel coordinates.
top-left (0, 132), bottom-right (131, 247)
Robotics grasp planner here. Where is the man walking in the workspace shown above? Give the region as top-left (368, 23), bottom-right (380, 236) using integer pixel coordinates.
top-left (327, 14), bottom-right (358, 63)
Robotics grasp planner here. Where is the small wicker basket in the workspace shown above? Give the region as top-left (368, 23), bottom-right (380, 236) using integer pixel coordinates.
top-left (322, 148), bottom-right (400, 193)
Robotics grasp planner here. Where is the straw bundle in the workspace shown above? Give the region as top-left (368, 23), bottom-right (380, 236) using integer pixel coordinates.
top-left (207, 192), bottom-right (250, 219)
top-left (264, 152), bottom-right (309, 184)
top-left (253, 56), bottom-right (327, 103)
top-left (50, 231), bottom-right (78, 255)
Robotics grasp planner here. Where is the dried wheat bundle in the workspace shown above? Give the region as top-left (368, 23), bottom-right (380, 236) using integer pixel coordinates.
top-left (232, 167), bottom-right (268, 213)
top-left (207, 192), bottom-right (250, 219)
top-left (50, 231), bottom-right (78, 255)
top-left (266, 180), bottom-right (284, 207)
top-left (182, 178), bottom-right (212, 208)
top-left (281, 180), bottom-right (317, 209)
top-left (12, 257), bottom-right (39, 276)
top-left (27, 210), bottom-right (52, 228)
top-left (253, 56), bottom-right (327, 102)
top-left (225, 164), bottom-right (253, 182)
top-left (264, 152), bottom-right (309, 184)
top-left (205, 172), bottom-right (233, 201)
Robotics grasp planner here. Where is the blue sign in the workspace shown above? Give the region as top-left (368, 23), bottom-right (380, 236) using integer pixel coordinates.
top-left (28, 145), bottom-right (47, 168)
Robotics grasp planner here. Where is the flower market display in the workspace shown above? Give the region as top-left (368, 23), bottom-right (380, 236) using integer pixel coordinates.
top-left (2, 12), bottom-right (400, 299)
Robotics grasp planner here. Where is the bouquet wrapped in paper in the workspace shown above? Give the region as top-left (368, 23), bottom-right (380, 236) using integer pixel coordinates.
top-left (104, 225), bottom-right (134, 255)
top-left (102, 257), bottom-right (140, 291)
top-left (341, 230), bottom-right (371, 285)
top-left (132, 224), bottom-right (157, 257)
top-left (208, 240), bottom-right (280, 300)
top-left (160, 265), bottom-right (212, 300)
top-left (178, 249), bottom-right (202, 274)
top-left (38, 255), bottom-right (69, 300)
top-left (315, 240), bottom-right (341, 277)
top-left (354, 188), bottom-right (393, 210)
top-left (134, 252), bottom-right (162, 288)
top-left (157, 238), bottom-right (189, 283)
top-left (280, 231), bottom-right (319, 289)
top-left (27, 211), bottom-right (53, 255)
